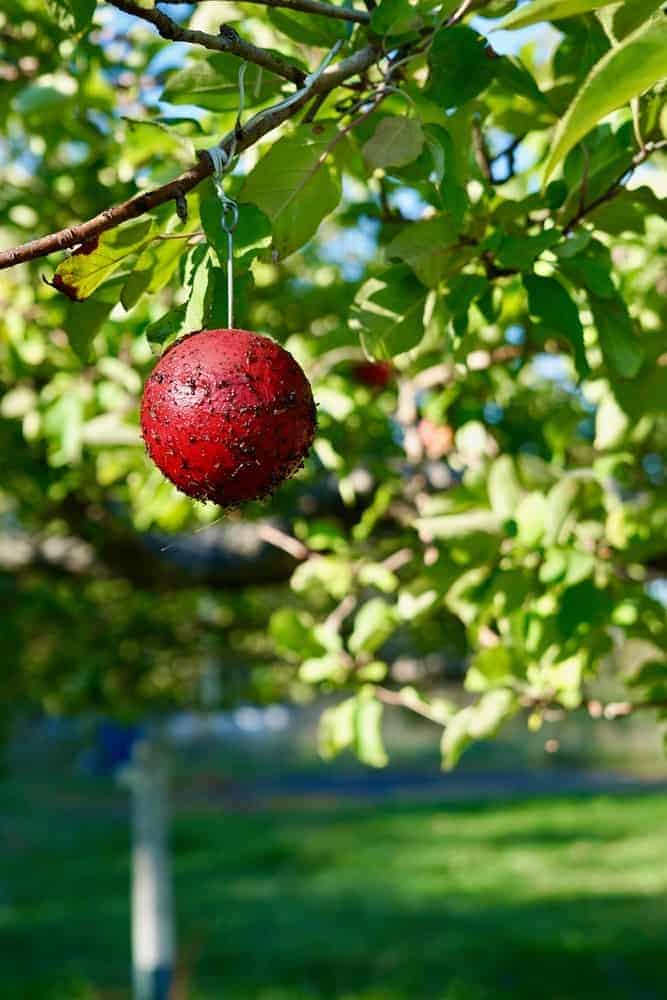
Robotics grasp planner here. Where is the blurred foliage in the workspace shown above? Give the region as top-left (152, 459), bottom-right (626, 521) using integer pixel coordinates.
top-left (0, 0), bottom-right (666, 765)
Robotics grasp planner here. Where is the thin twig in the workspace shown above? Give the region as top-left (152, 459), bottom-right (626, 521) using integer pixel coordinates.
top-left (563, 139), bottom-right (667, 233)
top-left (256, 523), bottom-right (310, 560)
top-left (302, 90), bottom-right (329, 124)
top-left (108, 0), bottom-right (306, 85)
top-left (155, 231), bottom-right (203, 241)
top-left (375, 686), bottom-right (447, 726)
top-left (159, 0), bottom-right (370, 23)
top-left (472, 116), bottom-right (492, 182)
top-left (381, 547), bottom-right (412, 573)
top-left (446, 0), bottom-right (477, 27)
top-left (325, 594), bottom-right (357, 632)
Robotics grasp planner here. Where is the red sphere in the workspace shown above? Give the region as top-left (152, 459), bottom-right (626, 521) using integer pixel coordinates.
top-left (352, 360), bottom-right (394, 389)
top-left (141, 328), bottom-right (316, 507)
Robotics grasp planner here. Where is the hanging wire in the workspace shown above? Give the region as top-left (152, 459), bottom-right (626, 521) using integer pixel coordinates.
top-left (205, 63), bottom-right (248, 329)
top-left (204, 41), bottom-right (345, 327)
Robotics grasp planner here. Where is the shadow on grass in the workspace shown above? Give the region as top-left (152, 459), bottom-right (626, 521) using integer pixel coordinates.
top-left (2, 795), bottom-right (667, 999)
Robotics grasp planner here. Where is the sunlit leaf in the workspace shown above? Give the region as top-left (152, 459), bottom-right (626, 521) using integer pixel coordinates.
top-left (523, 273), bottom-right (590, 378)
top-left (351, 266), bottom-right (429, 359)
top-left (589, 292), bottom-right (644, 378)
top-left (428, 26), bottom-right (496, 109)
top-left (242, 124), bottom-right (342, 259)
top-left (500, 0), bottom-right (617, 31)
top-left (53, 219), bottom-right (155, 301)
top-left (362, 116), bottom-right (424, 170)
top-left (544, 14), bottom-right (667, 181)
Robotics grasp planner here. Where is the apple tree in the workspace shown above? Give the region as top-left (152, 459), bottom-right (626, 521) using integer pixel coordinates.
top-left (1, 0), bottom-right (667, 769)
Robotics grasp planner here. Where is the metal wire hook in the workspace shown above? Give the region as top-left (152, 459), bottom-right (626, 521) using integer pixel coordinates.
top-left (205, 62), bottom-right (248, 329)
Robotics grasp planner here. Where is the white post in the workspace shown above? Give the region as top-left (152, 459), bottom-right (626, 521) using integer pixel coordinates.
top-left (125, 735), bottom-right (175, 1000)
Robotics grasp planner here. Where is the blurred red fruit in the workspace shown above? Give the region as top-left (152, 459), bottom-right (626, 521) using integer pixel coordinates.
top-left (352, 360), bottom-right (394, 388)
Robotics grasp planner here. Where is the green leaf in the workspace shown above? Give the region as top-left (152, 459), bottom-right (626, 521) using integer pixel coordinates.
top-left (202, 266), bottom-right (229, 330)
top-left (45, 0), bottom-right (95, 33)
top-left (428, 26), bottom-right (496, 109)
top-left (65, 276), bottom-right (126, 363)
top-left (466, 646), bottom-right (519, 693)
top-left (145, 306), bottom-right (187, 348)
top-left (353, 482), bottom-right (397, 542)
top-left (515, 492), bottom-right (547, 547)
top-left (53, 219), bottom-right (155, 301)
top-left (500, 0), bottom-right (617, 30)
top-left (613, 0), bottom-right (664, 40)
top-left (594, 391), bottom-right (629, 449)
top-left (44, 392), bottom-right (85, 465)
top-left (425, 125), bottom-right (469, 226)
top-left (319, 691), bottom-right (388, 766)
top-left (242, 124), bottom-right (342, 259)
top-left (441, 690), bottom-right (517, 769)
top-left (495, 229), bottom-right (560, 271)
top-left (544, 478), bottom-right (579, 545)
top-left (559, 249), bottom-right (616, 299)
top-left (269, 7), bottom-right (346, 46)
top-left (292, 556), bottom-right (353, 600)
top-left (557, 580), bottom-right (613, 635)
top-left (385, 217), bottom-right (466, 288)
top-left (318, 697), bottom-right (357, 760)
top-left (201, 188), bottom-right (271, 263)
top-left (544, 14), bottom-right (667, 182)
top-left (441, 706), bottom-right (475, 769)
top-left (371, 0), bottom-right (423, 35)
top-left (487, 455), bottom-right (522, 520)
top-left (14, 85), bottom-right (73, 118)
top-left (469, 689), bottom-right (519, 739)
top-left (446, 274), bottom-right (489, 318)
top-left (362, 116), bottom-right (424, 170)
top-left (589, 292), bottom-right (644, 378)
top-left (348, 598), bottom-right (398, 656)
top-left (183, 248), bottom-right (213, 332)
top-left (523, 273), bottom-right (590, 378)
top-left (351, 266), bottom-right (429, 360)
top-left (121, 235), bottom-right (187, 311)
top-left (162, 55), bottom-right (282, 111)
top-left (270, 608), bottom-right (325, 661)
top-left (121, 118), bottom-right (194, 167)
top-left (417, 509), bottom-right (501, 539)
top-left (354, 691), bottom-right (388, 768)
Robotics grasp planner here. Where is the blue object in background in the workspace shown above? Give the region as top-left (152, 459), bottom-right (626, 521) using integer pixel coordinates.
top-left (95, 720), bottom-right (144, 775)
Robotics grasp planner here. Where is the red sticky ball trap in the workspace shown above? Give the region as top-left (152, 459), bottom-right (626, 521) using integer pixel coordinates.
top-left (141, 328), bottom-right (316, 507)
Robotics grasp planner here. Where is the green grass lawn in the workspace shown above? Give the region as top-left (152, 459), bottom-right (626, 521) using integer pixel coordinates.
top-left (2, 777), bottom-right (667, 1000)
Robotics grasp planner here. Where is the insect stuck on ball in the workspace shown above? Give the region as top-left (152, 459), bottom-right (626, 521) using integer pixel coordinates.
top-left (141, 328), bottom-right (317, 508)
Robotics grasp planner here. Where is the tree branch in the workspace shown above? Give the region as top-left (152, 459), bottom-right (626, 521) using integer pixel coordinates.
top-left (375, 686), bottom-right (449, 726)
top-left (446, 0), bottom-right (478, 27)
top-left (108, 0), bottom-right (306, 85)
top-left (0, 44), bottom-right (380, 270)
top-left (471, 116), bottom-right (492, 182)
top-left (563, 139), bottom-right (667, 233)
top-left (159, 0), bottom-right (370, 24)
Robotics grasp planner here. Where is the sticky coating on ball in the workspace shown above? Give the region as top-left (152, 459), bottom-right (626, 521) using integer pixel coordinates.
top-left (141, 328), bottom-right (316, 507)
